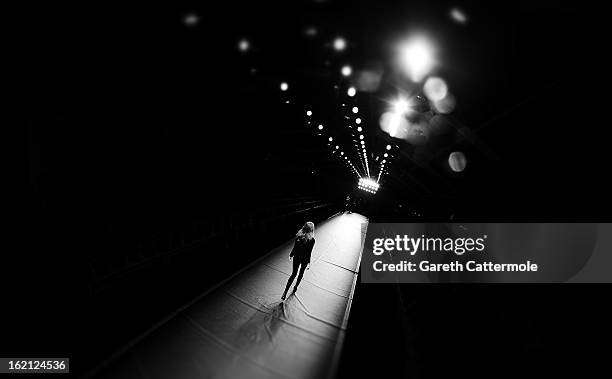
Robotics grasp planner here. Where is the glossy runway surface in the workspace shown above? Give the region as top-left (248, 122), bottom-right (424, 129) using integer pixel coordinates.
top-left (94, 212), bottom-right (368, 379)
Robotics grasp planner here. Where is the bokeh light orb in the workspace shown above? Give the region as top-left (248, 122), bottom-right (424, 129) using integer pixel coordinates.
top-left (347, 87), bottom-right (356, 97)
top-left (450, 8), bottom-right (468, 24)
top-left (341, 65), bottom-right (352, 77)
top-left (448, 151), bottom-right (467, 172)
top-left (356, 69), bottom-right (382, 92)
top-left (182, 12), bottom-right (199, 27)
top-left (397, 36), bottom-right (435, 82)
top-left (432, 93), bottom-right (456, 114)
top-left (280, 82), bottom-right (289, 91)
top-left (238, 38), bottom-right (250, 52)
top-left (352, 106), bottom-right (359, 114)
top-left (355, 118), bottom-right (362, 124)
top-left (423, 77), bottom-right (448, 102)
top-left (305, 26), bottom-right (318, 37)
top-left (333, 37), bottom-right (347, 51)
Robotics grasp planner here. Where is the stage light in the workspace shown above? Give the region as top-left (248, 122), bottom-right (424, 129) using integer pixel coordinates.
top-left (341, 152), bottom-right (344, 155)
top-left (357, 127), bottom-right (362, 132)
top-left (358, 177), bottom-right (380, 194)
top-left (280, 82), bottom-right (289, 91)
top-left (341, 65), bottom-right (352, 76)
top-left (384, 153), bottom-right (388, 158)
top-left (333, 37), bottom-right (347, 51)
top-left (352, 107), bottom-right (359, 113)
top-left (329, 137), bottom-right (333, 142)
top-left (347, 87), bottom-right (356, 97)
top-left (386, 144), bottom-right (392, 150)
top-left (318, 124), bottom-right (324, 130)
top-left (381, 160), bottom-right (386, 164)
top-left (238, 38), bottom-right (250, 52)
top-left (359, 135), bottom-right (364, 139)
top-left (335, 145), bottom-right (339, 149)
top-left (306, 110), bottom-right (312, 116)
top-left (397, 36), bottom-right (435, 82)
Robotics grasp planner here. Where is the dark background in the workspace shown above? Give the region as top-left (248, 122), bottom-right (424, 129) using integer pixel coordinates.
top-left (20, 0), bottom-right (610, 377)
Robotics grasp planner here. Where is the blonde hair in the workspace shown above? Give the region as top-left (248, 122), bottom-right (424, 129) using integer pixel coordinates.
top-left (296, 221), bottom-right (315, 241)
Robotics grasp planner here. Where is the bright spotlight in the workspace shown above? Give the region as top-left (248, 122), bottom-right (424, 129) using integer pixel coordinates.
top-left (280, 82), bottom-right (289, 91)
top-left (392, 97), bottom-right (411, 114)
top-left (355, 118), bottom-right (362, 124)
top-left (306, 110), bottom-right (312, 116)
top-left (335, 145), bottom-right (339, 149)
top-left (341, 65), bottom-right (352, 76)
top-left (333, 37), bottom-right (347, 51)
top-left (357, 127), bottom-right (362, 132)
top-left (318, 124), bottom-right (324, 130)
top-left (397, 36), bottom-right (435, 82)
top-left (384, 153), bottom-right (388, 158)
top-left (347, 87), bottom-right (356, 97)
top-left (329, 137), bottom-right (333, 142)
top-left (352, 107), bottom-right (359, 114)
top-left (358, 177), bottom-right (380, 194)
top-left (386, 144), bottom-right (392, 150)
top-left (359, 135), bottom-right (364, 139)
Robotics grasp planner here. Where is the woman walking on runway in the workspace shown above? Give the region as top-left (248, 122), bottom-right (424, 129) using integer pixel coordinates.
top-left (281, 222), bottom-right (315, 300)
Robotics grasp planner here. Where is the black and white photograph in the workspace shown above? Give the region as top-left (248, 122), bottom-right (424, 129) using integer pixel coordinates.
top-left (20, 1), bottom-right (611, 378)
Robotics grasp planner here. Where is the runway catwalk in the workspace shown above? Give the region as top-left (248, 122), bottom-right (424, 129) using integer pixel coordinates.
top-left (93, 212), bottom-right (368, 379)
